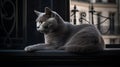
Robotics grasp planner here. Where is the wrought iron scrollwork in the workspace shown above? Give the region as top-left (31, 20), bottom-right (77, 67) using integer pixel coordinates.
top-left (0, 0), bottom-right (16, 48)
top-left (71, 5), bottom-right (112, 35)
top-left (79, 12), bottom-right (86, 23)
top-left (79, 12), bottom-right (90, 24)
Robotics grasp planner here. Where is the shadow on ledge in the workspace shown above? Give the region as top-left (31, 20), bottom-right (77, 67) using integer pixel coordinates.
top-left (0, 49), bottom-right (120, 67)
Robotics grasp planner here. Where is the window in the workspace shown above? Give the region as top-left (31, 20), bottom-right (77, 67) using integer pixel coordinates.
top-left (97, 12), bottom-right (102, 32)
top-left (110, 38), bottom-right (116, 44)
top-left (96, 0), bottom-right (102, 3)
top-left (91, 0), bottom-right (117, 4)
top-left (102, 0), bottom-right (108, 3)
top-left (108, 0), bottom-right (116, 4)
top-left (109, 12), bottom-right (116, 34)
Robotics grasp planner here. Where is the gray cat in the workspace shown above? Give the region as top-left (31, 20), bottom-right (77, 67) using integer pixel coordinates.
top-left (24, 7), bottom-right (104, 53)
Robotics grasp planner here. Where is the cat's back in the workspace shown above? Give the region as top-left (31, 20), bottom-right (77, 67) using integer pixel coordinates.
top-left (65, 23), bottom-right (98, 36)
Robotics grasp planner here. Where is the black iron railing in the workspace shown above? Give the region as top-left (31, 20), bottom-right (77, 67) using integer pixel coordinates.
top-left (71, 5), bottom-right (116, 35)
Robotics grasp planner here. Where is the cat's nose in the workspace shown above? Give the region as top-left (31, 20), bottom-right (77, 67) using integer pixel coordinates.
top-left (36, 22), bottom-right (40, 28)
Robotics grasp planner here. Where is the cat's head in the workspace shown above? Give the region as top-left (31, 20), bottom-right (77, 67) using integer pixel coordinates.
top-left (34, 7), bottom-right (58, 33)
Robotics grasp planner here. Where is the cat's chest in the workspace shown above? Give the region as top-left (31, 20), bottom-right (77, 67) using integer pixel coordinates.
top-left (44, 33), bottom-right (66, 44)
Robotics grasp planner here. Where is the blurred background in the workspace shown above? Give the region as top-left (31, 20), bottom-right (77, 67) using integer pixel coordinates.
top-left (70, 0), bottom-right (120, 48)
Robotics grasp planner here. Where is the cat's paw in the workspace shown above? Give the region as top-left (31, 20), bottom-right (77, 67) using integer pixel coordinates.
top-left (24, 46), bottom-right (34, 52)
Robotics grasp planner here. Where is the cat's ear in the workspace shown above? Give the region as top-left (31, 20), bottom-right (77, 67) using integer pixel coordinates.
top-left (45, 7), bottom-right (52, 15)
top-left (34, 10), bottom-right (41, 16)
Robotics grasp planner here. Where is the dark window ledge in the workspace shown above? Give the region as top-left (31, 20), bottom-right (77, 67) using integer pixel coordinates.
top-left (0, 50), bottom-right (120, 66)
top-left (106, 44), bottom-right (120, 48)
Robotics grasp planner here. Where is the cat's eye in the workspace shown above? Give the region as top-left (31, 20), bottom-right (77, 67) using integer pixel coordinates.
top-left (39, 21), bottom-right (43, 23)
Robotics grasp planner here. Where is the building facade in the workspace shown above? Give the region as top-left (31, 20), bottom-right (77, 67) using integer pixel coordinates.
top-left (70, 0), bottom-right (120, 47)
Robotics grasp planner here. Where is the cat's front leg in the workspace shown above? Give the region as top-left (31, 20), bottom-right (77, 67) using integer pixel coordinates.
top-left (24, 43), bottom-right (58, 52)
top-left (24, 43), bottom-right (47, 52)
